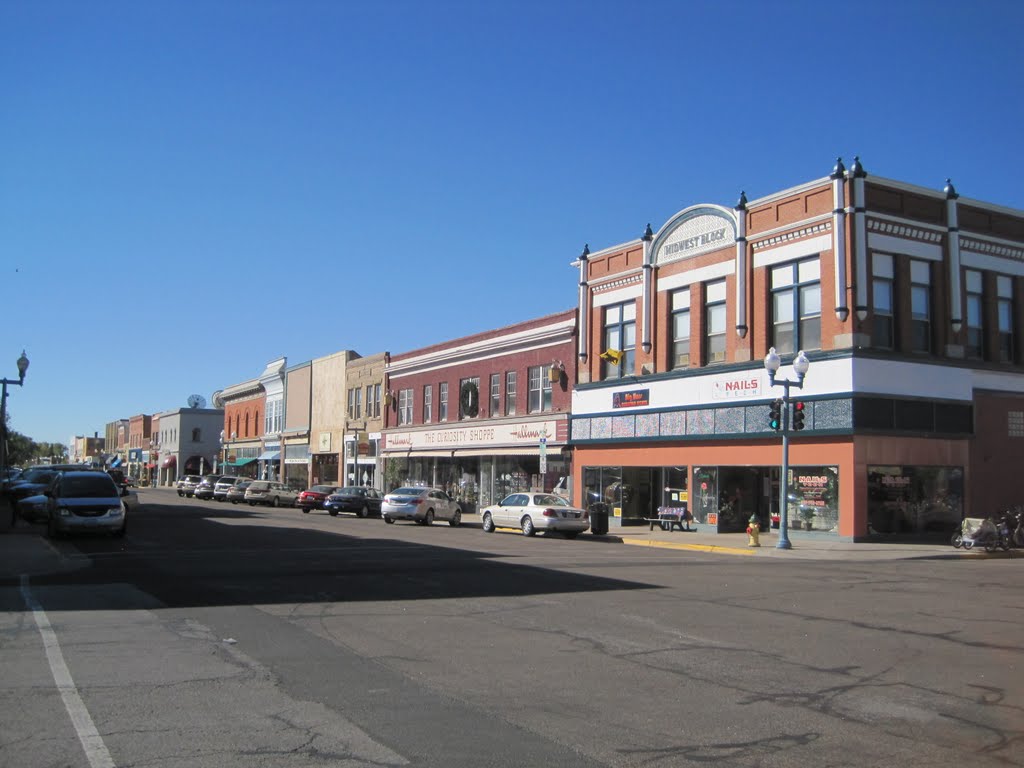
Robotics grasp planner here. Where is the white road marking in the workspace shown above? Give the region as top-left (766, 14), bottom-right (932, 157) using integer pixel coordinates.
top-left (19, 575), bottom-right (117, 768)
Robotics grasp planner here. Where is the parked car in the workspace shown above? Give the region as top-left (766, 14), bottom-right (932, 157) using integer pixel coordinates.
top-left (38, 470), bottom-right (131, 537)
top-left (297, 485), bottom-right (339, 513)
top-left (381, 487), bottom-right (461, 526)
top-left (192, 474), bottom-right (221, 500)
top-left (213, 476), bottom-right (246, 502)
top-left (244, 480), bottom-right (298, 508)
top-left (5, 466), bottom-right (62, 504)
top-left (480, 492), bottom-right (590, 538)
top-left (225, 480), bottom-right (253, 504)
top-left (176, 475), bottom-right (203, 497)
top-left (324, 486), bottom-right (384, 518)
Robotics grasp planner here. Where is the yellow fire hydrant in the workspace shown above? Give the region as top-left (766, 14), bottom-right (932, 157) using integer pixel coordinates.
top-left (746, 515), bottom-right (761, 547)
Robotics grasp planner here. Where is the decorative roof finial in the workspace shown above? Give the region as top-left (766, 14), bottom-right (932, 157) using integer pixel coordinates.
top-left (944, 178), bottom-right (959, 200)
top-left (580, 244), bottom-right (590, 260)
top-left (850, 156), bottom-right (866, 178)
top-left (735, 190), bottom-right (747, 211)
top-left (641, 223), bottom-right (654, 242)
top-left (831, 156), bottom-right (846, 179)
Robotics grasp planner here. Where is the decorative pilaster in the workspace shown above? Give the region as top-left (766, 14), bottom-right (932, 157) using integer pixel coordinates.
top-left (831, 158), bottom-right (850, 321)
top-left (577, 244), bottom-right (590, 364)
top-left (734, 192), bottom-right (748, 338)
top-left (945, 179), bottom-right (962, 333)
top-left (849, 156), bottom-right (869, 321)
top-left (641, 223), bottom-right (654, 354)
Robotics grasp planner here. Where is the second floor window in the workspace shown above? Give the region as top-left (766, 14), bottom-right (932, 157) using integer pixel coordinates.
top-left (998, 275), bottom-right (1014, 363)
top-left (602, 301), bottom-right (636, 380)
top-left (910, 260), bottom-right (932, 354)
top-left (490, 373), bottom-right (501, 417)
top-left (872, 253), bottom-right (894, 349)
top-left (398, 388), bottom-right (413, 425)
top-left (705, 280), bottom-right (727, 364)
top-left (423, 384), bottom-right (433, 423)
top-left (966, 269), bottom-right (984, 359)
top-left (528, 366), bottom-right (553, 413)
top-left (459, 377), bottom-right (480, 419)
top-left (439, 382), bottom-right (449, 421)
top-left (771, 258), bottom-right (821, 355)
top-left (505, 371), bottom-right (517, 416)
top-left (192, 428), bottom-right (201, 442)
top-left (671, 288), bottom-right (691, 369)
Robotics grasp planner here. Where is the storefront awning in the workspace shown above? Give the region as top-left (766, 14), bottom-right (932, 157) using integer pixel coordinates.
top-left (256, 451), bottom-right (280, 461)
top-left (161, 455), bottom-right (177, 468)
top-left (226, 458), bottom-right (256, 467)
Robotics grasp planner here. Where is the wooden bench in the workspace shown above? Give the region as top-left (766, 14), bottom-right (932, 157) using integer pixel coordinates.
top-left (642, 513), bottom-right (695, 532)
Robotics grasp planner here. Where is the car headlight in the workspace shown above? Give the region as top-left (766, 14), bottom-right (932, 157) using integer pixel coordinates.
top-left (108, 505), bottom-right (124, 517)
top-left (59, 507), bottom-right (72, 517)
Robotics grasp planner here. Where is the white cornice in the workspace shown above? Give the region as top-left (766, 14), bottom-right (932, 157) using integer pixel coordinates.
top-left (387, 318), bottom-right (575, 378)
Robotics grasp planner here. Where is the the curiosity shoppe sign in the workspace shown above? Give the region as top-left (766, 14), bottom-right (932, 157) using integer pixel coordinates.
top-left (384, 419), bottom-right (560, 451)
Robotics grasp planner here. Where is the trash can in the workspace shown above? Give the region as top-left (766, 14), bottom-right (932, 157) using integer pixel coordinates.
top-left (589, 503), bottom-right (609, 536)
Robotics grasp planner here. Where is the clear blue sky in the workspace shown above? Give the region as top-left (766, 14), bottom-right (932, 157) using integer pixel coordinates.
top-left (3, 0), bottom-right (1022, 446)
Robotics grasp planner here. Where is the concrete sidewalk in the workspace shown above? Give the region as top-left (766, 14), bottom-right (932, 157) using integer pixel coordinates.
top-left (466, 513), bottom-right (1012, 561)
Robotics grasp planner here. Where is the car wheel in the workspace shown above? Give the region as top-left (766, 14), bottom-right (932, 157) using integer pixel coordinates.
top-left (301, 507), bottom-right (309, 514)
top-left (383, 515), bottom-right (394, 524)
top-left (249, 502), bottom-right (256, 507)
top-left (424, 509), bottom-right (435, 526)
top-left (178, 491), bottom-right (184, 497)
top-left (358, 505), bottom-right (369, 519)
top-left (521, 516), bottom-right (535, 537)
top-left (328, 508), bottom-right (338, 517)
top-left (231, 500), bottom-right (239, 505)
top-left (563, 531), bottom-right (579, 539)
top-left (482, 512), bottom-right (495, 533)
top-left (449, 509), bottom-right (461, 527)
top-left (47, 517), bottom-right (60, 539)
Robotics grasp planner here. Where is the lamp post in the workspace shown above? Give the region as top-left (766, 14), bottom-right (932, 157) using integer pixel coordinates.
top-left (764, 347), bottom-right (810, 550)
top-left (0, 350), bottom-right (30, 480)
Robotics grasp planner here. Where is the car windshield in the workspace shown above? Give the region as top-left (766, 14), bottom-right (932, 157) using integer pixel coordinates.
top-left (309, 485), bottom-right (335, 494)
top-left (337, 487), bottom-right (365, 496)
top-left (62, 475), bottom-right (118, 498)
top-left (533, 494), bottom-right (570, 507)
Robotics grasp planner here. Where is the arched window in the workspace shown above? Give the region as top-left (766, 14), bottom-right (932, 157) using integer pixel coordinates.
top-left (244, 413), bottom-right (249, 435)
top-left (192, 428), bottom-right (201, 442)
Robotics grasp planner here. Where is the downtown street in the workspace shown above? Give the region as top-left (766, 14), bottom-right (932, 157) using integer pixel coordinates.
top-left (1, 489), bottom-right (1021, 768)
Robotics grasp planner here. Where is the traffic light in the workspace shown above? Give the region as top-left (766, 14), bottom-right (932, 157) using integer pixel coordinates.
top-left (792, 401), bottom-right (806, 431)
top-left (768, 399), bottom-right (782, 431)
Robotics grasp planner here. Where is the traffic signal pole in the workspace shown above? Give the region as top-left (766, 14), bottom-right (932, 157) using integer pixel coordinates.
top-left (763, 348), bottom-right (810, 551)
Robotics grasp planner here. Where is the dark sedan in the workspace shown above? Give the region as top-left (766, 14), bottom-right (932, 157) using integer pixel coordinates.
top-left (324, 486), bottom-right (384, 518)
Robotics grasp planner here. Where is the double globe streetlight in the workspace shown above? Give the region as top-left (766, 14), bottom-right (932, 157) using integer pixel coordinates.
top-left (1, 350), bottom-right (31, 480)
top-left (764, 347), bottom-right (810, 550)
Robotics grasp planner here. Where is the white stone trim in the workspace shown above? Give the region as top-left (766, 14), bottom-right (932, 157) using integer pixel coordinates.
top-left (593, 283), bottom-right (643, 307)
top-left (752, 233), bottom-right (831, 269)
top-left (867, 232), bottom-right (944, 261)
top-left (961, 250), bottom-right (1024, 276)
top-left (657, 260), bottom-right (735, 292)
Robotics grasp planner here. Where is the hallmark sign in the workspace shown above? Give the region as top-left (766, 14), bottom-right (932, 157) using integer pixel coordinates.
top-left (613, 390), bottom-right (650, 409)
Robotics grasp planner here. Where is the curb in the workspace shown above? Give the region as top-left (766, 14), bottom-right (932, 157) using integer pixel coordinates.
top-left (621, 538), bottom-right (756, 556)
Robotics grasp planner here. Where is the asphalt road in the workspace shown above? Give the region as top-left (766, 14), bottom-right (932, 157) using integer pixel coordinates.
top-left (1, 489), bottom-right (1021, 767)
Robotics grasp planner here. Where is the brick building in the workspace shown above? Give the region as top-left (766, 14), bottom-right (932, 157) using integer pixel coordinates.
top-left (569, 157), bottom-right (1024, 540)
top-left (381, 310), bottom-right (577, 514)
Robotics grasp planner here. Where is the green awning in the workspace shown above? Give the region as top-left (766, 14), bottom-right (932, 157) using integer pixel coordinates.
top-left (226, 458), bottom-right (256, 467)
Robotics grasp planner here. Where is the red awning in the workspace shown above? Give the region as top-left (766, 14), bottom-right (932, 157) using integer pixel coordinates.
top-left (161, 455), bottom-right (177, 468)
top-left (145, 463), bottom-right (157, 469)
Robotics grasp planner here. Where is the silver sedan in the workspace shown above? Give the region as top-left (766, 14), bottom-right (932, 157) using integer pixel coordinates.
top-left (381, 487), bottom-right (462, 526)
top-left (480, 492), bottom-right (589, 538)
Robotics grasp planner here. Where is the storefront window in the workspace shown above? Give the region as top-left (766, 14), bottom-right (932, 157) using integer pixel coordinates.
top-left (789, 466), bottom-right (839, 532)
top-left (867, 466), bottom-right (963, 535)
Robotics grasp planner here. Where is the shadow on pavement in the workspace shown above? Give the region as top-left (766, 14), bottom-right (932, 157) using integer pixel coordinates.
top-left (9, 497), bottom-right (655, 611)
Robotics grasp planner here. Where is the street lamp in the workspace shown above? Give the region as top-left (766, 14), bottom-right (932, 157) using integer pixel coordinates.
top-left (0, 350), bottom-right (30, 480)
top-left (764, 347), bottom-right (809, 550)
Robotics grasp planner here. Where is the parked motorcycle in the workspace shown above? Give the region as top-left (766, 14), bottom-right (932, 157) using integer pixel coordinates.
top-left (952, 515), bottom-right (1011, 553)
